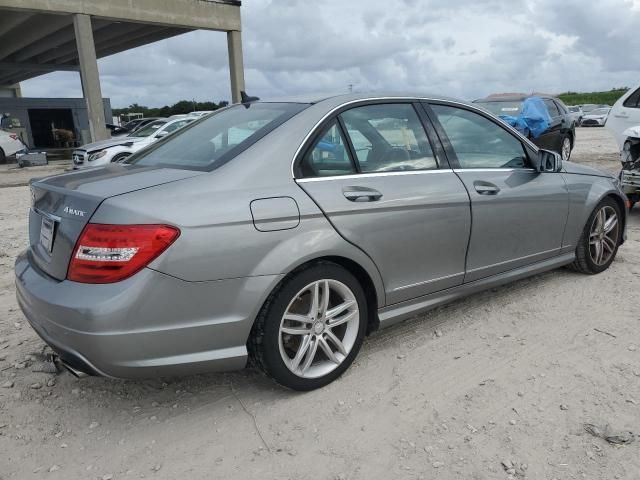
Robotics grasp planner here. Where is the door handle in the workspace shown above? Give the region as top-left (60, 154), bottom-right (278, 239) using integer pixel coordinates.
top-left (474, 182), bottom-right (500, 195)
top-left (342, 186), bottom-right (383, 202)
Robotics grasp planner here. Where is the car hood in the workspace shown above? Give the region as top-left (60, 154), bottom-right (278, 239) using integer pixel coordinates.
top-left (562, 161), bottom-right (613, 178)
top-left (583, 113), bottom-right (607, 119)
top-left (79, 136), bottom-right (146, 152)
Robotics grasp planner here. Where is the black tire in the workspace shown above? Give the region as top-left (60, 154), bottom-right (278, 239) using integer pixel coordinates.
top-left (569, 197), bottom-right (622, 274)
top-left (0, 147), bottom-right (5, 164)
top-left (249, 262), bottom-right (368, 391)
top-left (111, 153), bottom-right (130, 163)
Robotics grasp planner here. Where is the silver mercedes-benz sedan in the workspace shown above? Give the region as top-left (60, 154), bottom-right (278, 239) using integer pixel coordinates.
top-left (15, 93), bottom-right (628, 390)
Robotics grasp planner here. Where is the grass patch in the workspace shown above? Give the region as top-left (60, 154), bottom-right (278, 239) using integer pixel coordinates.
top-left (557, 88), bottom-right (629, 106)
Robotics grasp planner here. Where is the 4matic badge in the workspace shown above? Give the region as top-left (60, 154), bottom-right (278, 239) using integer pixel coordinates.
top-left (63, 206), bottom-right (86, 217)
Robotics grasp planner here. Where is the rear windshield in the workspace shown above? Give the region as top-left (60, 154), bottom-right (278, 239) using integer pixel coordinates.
top-left (127, 103), bottom-right (308, 171)
top-left (475, 101), bottom-right (522, 116)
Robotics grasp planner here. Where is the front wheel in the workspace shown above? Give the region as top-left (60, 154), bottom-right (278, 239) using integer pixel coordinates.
top-left (249, 263), bottom-right (367, 391)
top-left (570, 198), bottom-right (622, 274)
top-left (111, 152), bottom-right (131, 163)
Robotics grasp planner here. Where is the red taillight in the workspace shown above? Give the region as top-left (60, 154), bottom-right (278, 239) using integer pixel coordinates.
top-left (67, 224), bottom-right (180, 284)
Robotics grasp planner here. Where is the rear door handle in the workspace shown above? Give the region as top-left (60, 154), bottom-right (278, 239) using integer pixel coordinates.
top-left (343, 186), bottom-right (383, 202)
top-left (474, 182), bottom-right (500, 195)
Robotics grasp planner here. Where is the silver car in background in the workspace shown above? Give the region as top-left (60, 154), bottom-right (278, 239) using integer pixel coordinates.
top-left (16, 93), bottom-right (627, 390)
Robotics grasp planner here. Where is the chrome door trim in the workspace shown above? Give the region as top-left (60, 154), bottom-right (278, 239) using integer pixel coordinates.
top-left (465, 247), bottom-right (560, 274)
top-left (290, 96), bottom-right (541, 179)
top-left (392, 271), bottom-right (465, 292)
top-left (296, 169), bottom-right (454, 183)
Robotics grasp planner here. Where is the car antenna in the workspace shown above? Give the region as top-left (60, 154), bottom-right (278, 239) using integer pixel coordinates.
top-left (240, 91), bottom-right (260, 107)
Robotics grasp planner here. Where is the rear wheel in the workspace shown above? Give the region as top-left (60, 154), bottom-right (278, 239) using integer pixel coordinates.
top-left (560, 135), bottom-right (572, 162)
top-left (0, 147), bottom-right (5, 164)
top-left (249, 263), bottom-right (367, 391)
top-left (570, 198), bottom-right (622, 274)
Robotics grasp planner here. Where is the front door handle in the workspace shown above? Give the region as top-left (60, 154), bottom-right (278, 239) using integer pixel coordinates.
top-left (474, 182), bottom-right (500, 195)
top-left (343, 186), bottom-right (383, 202)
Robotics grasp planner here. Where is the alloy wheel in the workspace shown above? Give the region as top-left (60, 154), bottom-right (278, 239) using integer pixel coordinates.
top-left (588, 205), bottom-right (619, 266)
top-left (278, 279), bottom-right (360, 379)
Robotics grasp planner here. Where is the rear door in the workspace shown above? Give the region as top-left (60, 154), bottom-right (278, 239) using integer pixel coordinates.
top-left (426, 102), bottom-right (569, 282)
top-left (536, 98), bottom-right (563, 152)
top-left (296, 101), bottom-right (471, 305)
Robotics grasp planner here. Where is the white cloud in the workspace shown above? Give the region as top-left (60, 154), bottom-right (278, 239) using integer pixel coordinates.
top-left (20, 0), bottom-right (640, 107)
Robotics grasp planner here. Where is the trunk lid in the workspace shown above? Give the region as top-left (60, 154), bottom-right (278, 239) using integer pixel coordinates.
top-left (28, 164), bottom-right (203, 280)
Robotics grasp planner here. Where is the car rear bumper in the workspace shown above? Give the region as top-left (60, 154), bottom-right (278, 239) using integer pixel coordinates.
top-left (15, 250), bottom-right (281, 378)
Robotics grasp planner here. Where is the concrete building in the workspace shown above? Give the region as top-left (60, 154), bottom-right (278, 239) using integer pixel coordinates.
top-left (0, 0), bottom-right (244, 143)
top-left (0, 96), bottom-right (112, 149)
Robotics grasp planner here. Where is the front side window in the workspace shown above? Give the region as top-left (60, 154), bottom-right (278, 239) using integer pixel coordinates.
top-left (340, 103), bottom-right (437, 172)
top-left (129, 103), bottom-right (307, 171)
top-left (543, 99), bottom-right (560, 117)
top-left (162, 119), bottom-right (193, 135)
top-left (431, 104), bottom-right (529, 169)
top-left (299, 121), bottom-right (355, 177)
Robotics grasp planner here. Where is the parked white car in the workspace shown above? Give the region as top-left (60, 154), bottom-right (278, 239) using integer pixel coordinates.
top-left (0, 129), bottom-right (26, 163)
top-left (580, 107), bottom-right (610, 127)
top-left (567, 105), bottom-right (583, 125)
top-left (606, 84), bottom-right (640, 149)
top-left (72, 117), bottom-right (195, 169)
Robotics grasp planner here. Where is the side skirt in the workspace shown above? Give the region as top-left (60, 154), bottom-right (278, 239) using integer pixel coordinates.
top-left (378, 252), bottom-right (575, 328)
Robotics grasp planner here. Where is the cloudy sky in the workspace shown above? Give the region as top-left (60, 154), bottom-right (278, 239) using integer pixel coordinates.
top-left (21, 0), bottom-right (640, 108)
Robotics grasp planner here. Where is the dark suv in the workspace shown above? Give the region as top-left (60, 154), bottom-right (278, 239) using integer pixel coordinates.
top-left (473, 95), bottom-right (576, 161)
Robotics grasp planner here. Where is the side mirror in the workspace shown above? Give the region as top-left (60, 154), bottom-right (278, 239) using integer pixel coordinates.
top-left (155, 130), bottom-right (169, 138)
top-left (535, 149), bottom-right (562, 172)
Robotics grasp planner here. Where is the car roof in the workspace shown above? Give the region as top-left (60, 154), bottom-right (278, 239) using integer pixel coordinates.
top-left (473, 94), bottom-right (559, 103)
top-left (257, 91), bottom-right (467, 108)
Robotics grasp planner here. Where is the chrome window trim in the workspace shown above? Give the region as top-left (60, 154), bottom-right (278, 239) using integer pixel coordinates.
top-left (453, 168), bottom-right (537, 173)
top-left (295, 168), bottom-right (454, 183)
top-left (290, 96), bottom-right (540, 179)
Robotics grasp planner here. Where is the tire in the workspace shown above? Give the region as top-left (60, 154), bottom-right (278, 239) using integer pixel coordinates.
top-left (111, 153), bottom-right (130, 163)
top-left (249, 262), bottom-right (368, 391)
top-left (560, 135), bottom-right (572, 162)
top-left (569, 197), bottom-right (622, 274)
top-left (0, 148), bottom-right (5, 164)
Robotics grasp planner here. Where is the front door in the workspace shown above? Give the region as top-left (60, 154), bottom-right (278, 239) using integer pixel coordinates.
top-left (427, 103), bottom-right (569, 282)
top-left (296, 102), bottom-right (471, 305)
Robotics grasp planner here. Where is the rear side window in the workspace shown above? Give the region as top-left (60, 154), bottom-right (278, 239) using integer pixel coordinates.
top-left (129, 103), bottom-right (307, 171)
top-left (340, 103), bottom-right (437, 172)
top-left (623, 87), bottom-right (640, 108)
top-left (431, 104), bottom-right (529, 169)
top-left (299, 121), bottom-right (356, 177)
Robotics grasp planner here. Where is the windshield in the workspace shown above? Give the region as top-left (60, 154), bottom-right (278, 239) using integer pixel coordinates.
top-left (568, 106), bottom-right (579, 112)
top-left (129, 120), bottom-right (166, 137)
top-left (589, 108), bottom-right (610, 116)
top-left (128, 103), bottom-right (308, 171)
top-left (475, 101), bottom-right (522, 116)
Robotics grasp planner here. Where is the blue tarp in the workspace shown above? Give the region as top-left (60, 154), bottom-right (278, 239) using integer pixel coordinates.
top-left (499, 96), bottom-right (551, 139)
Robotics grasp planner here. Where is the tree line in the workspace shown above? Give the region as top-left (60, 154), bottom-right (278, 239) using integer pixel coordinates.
top-left (112, 99), bottom-right (229, 118)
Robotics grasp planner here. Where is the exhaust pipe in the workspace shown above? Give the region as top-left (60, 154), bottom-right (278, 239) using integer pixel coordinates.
top-left (60, 360), bottom-right (89, 378)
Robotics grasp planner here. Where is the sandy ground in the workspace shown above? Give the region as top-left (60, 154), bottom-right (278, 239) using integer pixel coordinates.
top-left (1, 127), bottom-right (639, 480)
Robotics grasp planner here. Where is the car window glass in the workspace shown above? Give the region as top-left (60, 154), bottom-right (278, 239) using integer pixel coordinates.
top-left (543, 99), bottom-right (560, 117)
top-left (131, 120), bottom-right (166, 137)
top-left (340, 104), bottom-right (437, 172)
top-left (300, 121), bottom-right (355, 177)
top-left (623, 87), bottom-right (640, 108)
top-left (431, 104), bottom-right (529, 169)
top-left (130, 103), bottom-right (307, 171)
top-left (162, 119), bottom-right (192, 134)
top-left (554, 101), bottom-right (567, 114)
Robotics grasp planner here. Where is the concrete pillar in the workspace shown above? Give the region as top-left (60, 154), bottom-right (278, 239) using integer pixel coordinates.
top-left (227, 30), bottom-right (245, 104)
top-left (73, 14), bottom-right (109, 142)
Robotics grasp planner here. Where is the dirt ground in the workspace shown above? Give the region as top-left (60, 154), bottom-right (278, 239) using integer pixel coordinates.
top-left (1, 127), bottom-right (639, 479)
